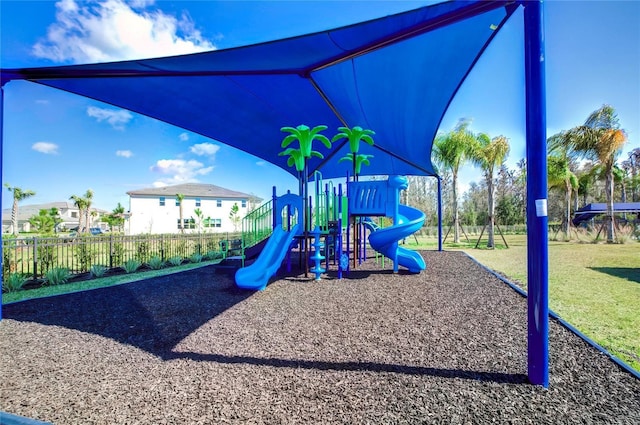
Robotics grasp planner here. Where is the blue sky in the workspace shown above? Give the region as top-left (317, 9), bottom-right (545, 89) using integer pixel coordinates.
top-left (1, 0), bottom-right (638, 212)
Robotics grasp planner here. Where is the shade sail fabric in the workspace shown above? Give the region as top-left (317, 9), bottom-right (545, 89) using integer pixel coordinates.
top-left (1, 1), bottom-right (517, 180)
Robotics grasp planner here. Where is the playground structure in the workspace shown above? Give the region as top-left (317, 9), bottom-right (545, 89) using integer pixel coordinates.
top-left (234, 173), bottom-right (427, 291)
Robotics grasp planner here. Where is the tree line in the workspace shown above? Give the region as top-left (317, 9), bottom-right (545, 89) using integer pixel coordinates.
top-left (3, 185), bottom-right (125, 236)
top-left (403, 105), bottom-right (637, 246)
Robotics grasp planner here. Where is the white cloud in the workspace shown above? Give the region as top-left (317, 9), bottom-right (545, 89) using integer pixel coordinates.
top-left (179, 132), bottom-right (189, 142)
top-left (35, 99), bottom-right (50, 105)
top-left (32, 0), bottom-right (216, 64)
top-left (256, 161), bottom-right (267, 166)
top-left (189, 142), bottom-right (220, 156)
top-left (150, 158), bottom-right (213, 185)
top-left (87, 106), bottom-right (133, 130)
top-left (116, 150), bottom-right (133, 158)
top-left (32, 142), bottom-right (59, 154)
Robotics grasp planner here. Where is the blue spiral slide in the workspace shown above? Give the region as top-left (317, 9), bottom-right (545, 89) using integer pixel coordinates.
top-left (235, 223), bottom-right (300, 291)
top-left (367, 205), bottom-right (426, 273)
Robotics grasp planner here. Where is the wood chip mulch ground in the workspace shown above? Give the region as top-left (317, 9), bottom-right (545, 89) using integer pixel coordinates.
top-left (1, 251), bottom-right (639, 424)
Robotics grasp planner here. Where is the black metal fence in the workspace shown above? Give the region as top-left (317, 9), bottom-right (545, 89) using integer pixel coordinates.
top-left (2, 232), bottom-right (242, 281)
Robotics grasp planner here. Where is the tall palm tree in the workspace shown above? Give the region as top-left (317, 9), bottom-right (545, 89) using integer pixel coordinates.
top-left (547, 130), bottom-right (579, 238)
top-left (4, 184), bottom-right (36, 236)
top-left (432, 119), bottom-right (476, 243)
top-left (69, 193), bottom-right (88, 233)
top-left (469, 134), bottom-right (510, 248)
top-left (565, 105), bottom-right (627, 242)
top-left (176, 193), bottom-right (185, 233)
top-left (84, 189), bottom-right (94, 232)
top-left (547, 155), bottom-right (578, 238)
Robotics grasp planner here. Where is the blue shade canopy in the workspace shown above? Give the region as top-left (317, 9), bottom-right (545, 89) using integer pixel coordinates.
top-left (1, 1), bottom-right (517, 180)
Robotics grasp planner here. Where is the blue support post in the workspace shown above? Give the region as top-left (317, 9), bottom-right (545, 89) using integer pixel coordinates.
top-left (0, 86), bottom-right (4, 320)
top-left (437, 176), bottom-right (443, 252)
top-left (524, 0), bottom-right (549, 387)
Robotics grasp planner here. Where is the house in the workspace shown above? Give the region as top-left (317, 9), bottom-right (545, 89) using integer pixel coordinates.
top-left (125, 183), bottom-right (260, 235)
top-left (2, 202), bottom-right (108, 234)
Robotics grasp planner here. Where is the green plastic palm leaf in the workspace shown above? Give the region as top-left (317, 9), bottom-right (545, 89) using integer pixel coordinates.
top-left (338, 153), bottom-right (373, 175)
top-left (331, 126), bottom-right (375, 154)
top-left (280, 124), bottom-right (330, 158)
top-left (279, 147), bottom-right (305, 172)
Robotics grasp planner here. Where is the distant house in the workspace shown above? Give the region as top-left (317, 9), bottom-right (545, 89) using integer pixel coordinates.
top-left (2, 202), bottom-right (108, 234)
top-left (125, 183), bottom-right (260, 235)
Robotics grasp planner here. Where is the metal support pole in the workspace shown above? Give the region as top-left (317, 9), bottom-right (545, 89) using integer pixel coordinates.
top-left (524, 0), bottom-right (549, 387)
top-left (437, 176), bottom-right (443, 252)
top-left (0, 86), bottom-right (4, 320)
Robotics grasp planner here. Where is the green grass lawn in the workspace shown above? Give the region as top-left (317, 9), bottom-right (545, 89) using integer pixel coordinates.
top-left (410, 233), bottom-right (640, 372)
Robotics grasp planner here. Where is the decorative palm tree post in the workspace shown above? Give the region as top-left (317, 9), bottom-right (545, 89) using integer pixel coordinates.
top-left (565, 105), bottom-right (627, 243)
top-left (176, 193), bottom-right (185, 234)
top-left (332, 126), bottom-right (375, 267)
top-left (469, 133), bottom-right (510, 248)
top-left (279, 124), bottom-right (331, 276)
top-left (4, 184), bottom-right (36, 236)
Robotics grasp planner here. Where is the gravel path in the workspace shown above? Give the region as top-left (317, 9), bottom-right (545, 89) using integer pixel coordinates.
top-left (1, 251), bottom-right (639, 424)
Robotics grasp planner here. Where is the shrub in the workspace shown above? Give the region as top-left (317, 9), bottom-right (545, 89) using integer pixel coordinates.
top-left (122, 259), bottom-right (141, 274)
top-left (111, 242), bottom-right (124, 266)
top-left (3, 273), bottom-right (28, 293)
top-left (167, 256), bottom-right (183, 267)
top-left (205, 250), bottom-right (222, 261)
top-left (189, 253), bottom-right (203, 263)
top-left (90, 264), bottom-right (108, 278)
top-left (615, 225), bottom-right (635, 244)
top-left (75, 241), bottom-right (93, 272)
top-left (147, 255), bottom-right (165, 270)
top-left (136, 240), bottom-right (151, 263)
top-left (44, 268), bottom-right (70, 286)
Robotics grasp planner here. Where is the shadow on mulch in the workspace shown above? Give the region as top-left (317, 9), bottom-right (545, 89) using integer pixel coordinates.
top-left (3, 262), bottom-right (528, 385)
top-left (167, 351), bottom-right (528, 384)
top-left (2, 265), bottom-right (252, 358)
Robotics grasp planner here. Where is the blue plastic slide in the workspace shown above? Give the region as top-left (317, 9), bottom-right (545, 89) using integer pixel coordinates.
top-left (235, 223), bottom-right (300, 291)
top-left (367, 205), bottom-right (426, 273)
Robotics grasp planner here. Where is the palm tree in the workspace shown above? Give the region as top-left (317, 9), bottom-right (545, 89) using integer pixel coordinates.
top-left (469, 134), bottom-right (510, 248)
top-left (432, 119), bottom-right (476, 243)
top-left (547, 131), bottom-right (579, 239)
top-left (547, 155), bottom-right (578, 238)
top-left (84, 189), bottom-right (94, 231)
top-left (176, 193), bottom-right (185, 233)
top-left (565, 105), bottom-right (627, 242)
top-left (69, 189), bottom-right (94, 233)
top-left (69, 193), bottom-right (88, 233)
top-left (4, 184), bottom-right (36, 236)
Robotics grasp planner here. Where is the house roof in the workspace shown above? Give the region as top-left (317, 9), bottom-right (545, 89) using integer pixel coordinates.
top-left (0, 1), bottom-right (518, 180)
top-left (126, 183), bottom-right (255, 199)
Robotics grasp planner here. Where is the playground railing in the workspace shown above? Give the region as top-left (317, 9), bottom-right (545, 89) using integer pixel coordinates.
top-left (242, 199), bottom-right (274, 248)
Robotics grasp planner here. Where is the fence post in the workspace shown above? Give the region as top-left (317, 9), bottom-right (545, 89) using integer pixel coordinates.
top-left (32, 237), bottom-right (38, 280)
top-left (109, 234), bottom-right (113, 269)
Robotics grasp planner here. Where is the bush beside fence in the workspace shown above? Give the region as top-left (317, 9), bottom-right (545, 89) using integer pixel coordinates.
top-left (2, 232), bottom-right (241, 282)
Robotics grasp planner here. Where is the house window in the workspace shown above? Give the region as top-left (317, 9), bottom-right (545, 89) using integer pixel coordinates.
top-left (177, 218), bottom-right (182, 230)
top-left (160, 197), bottom-right (165, 206)
top-left (216, 199), bottom-right (222, 207)
top-left (177, 218), bottom-right (196, 229)
top-left (204, 218), bottom-right (221, 228)
top-left (71, 211), bottom-right (78, 218)
top-left (176, 198), bottom-right (181, 206)
top-left (241, 199), bottom-right (247, 208)
top-left (196, 198), bottom-right (201, 207)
